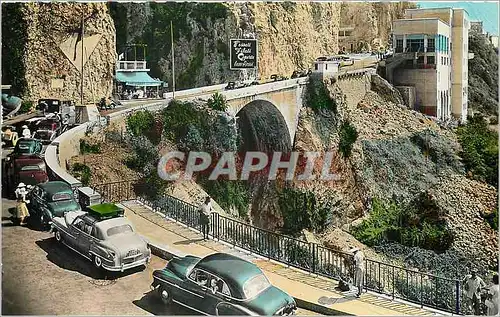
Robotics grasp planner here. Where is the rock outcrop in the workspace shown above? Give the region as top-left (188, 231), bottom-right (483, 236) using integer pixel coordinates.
top-left (3, 3), bottom-right (116, 104)
top-left (108, 2), bottom-right (412, 89)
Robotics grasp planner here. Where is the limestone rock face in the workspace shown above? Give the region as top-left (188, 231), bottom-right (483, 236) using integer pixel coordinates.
top-left (20, 3), bottom-right (116, 104)
top-left (338, 2), bottom-right (415, 52)
top-left (110, 2), bottom-right (412, 89)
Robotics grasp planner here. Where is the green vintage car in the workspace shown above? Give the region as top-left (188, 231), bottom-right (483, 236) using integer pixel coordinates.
top-left (27, 181), bottom-right (81, 228)
top-left (151, 253), bottom-right (297, 315)
top-left (12, 138), bottom-right (43, 156)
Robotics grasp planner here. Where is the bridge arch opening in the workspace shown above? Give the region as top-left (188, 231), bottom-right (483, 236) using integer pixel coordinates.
top-left (236, 99), bottom-right (292, 153)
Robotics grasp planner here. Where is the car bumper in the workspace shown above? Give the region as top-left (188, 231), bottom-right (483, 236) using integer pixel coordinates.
top-left (102, 255), bottom-right (151, 272)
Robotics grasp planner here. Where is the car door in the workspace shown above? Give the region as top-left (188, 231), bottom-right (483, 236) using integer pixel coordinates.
top-left (178, 268), bottom-right (209, 313)
top-left (204, 275), bottom-right (233, 315)
top-left (67, 217), bottom-right (85, 251)
top-left (75, 222), bottom-right (93, 256)
top-left (215, 302), bottom-right (249, 316)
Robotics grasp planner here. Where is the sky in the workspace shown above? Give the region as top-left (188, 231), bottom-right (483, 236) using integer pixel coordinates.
top-left (417, 2), bottom-right (499, 34)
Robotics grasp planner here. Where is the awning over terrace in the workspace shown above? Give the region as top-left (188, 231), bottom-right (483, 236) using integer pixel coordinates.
top-left (115, 71), bottom-right (163, 87)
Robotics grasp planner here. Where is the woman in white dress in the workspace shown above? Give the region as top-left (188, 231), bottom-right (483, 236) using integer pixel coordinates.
top-left (15, 183), bottom-right (30, 225)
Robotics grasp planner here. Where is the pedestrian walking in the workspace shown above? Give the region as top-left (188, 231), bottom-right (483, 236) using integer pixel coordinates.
top-left (15, 183), bottom-right (30, 225)
top-left (463, 269), bottom-right (487, 315)
top-left (350, 246), bottom-right (365, 297)
top-left (198, 196), bottom-right (212, 240)
top-left (485, 274), bottom-right (499, 316)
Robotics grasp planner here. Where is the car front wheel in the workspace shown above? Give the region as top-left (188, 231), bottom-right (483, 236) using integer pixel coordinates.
top-left (158, 285), bottom-right (172, 305)
top-left (54, 230), bottom-right (62, 242)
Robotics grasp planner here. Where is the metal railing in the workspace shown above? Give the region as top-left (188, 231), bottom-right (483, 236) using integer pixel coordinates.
top-left (93, 180), bottom-right (463, 314)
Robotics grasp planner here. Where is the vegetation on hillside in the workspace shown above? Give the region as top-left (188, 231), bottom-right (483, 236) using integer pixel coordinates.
top-left (338, 120), bottom-right (358, 158)
top-left (278, 187), bottom-right (329, 234)
top-left (1, 3), bottom-right (28, 96)
top-left (352, 197), bottom-right (453, 251)
top-left (468, 31), bottom-right (499, 116)
top-left (457, 116), bottom-right (498, 187)
top-left (305, 77), bottom-right (337, 113)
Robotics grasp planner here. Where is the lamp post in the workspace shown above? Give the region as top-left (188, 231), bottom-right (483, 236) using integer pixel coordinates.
top-left (80, 12), bottom-right (85, 107)
top-left (171, 20), bottom-right (176, 99)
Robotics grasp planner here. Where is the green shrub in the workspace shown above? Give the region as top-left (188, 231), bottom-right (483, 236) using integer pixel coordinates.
top-left (278, 187), bottom-right (328, 234)
top-left (161, 100), bottom-right (209, 143)
top-left (179, 124), bottom-right (205, 152)
top-left (72, 163), bottom-right (91, 186)
top-left (351, 198), bottom-right (453, 251)
top-left (338, 120), bottom-right (358, 158)
top-left (304, 77), bottom-right (337, 113)
top-left (126, 110), bottom-right (155, 137)
top-left (199, 178), bottom-right (251, 219)
top-left (18, 101), bottom-right (33, 114)
top-left (207, 92), bottom-right (227, 111)
top-left (79, 139), bottom-right (101, 154)
top-left (457, 116), bottom-right (498, 186)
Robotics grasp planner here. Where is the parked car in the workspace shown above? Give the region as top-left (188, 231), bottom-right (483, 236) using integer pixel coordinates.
top-left (27, 181), bottom-right (81, 228)
top-left (11, 138), bottom-right (43, 156)
top-left (2, 93), bottom-right (23, 118)
top-left (3, 155), bottom-right (48, 196)
top-left (51, 203), bottom-right (151, 272)
top-left (151, 252), bottom-right (297, 315)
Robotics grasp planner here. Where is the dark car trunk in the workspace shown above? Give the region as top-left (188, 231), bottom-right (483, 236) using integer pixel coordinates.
top-left (18, 170), bottom-right (48, 185)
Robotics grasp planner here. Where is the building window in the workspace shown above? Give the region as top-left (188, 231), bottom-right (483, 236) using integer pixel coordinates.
top-left (427, 56), bottom-right (435, 65)
top-left (408, 39), bottom-right (424, 52)
top-left (441, 57), bottom-right (445, 65)
top-left (427, 38), bottom-right (435, 52)
top-left (315, 64), bottom-right (318, 71)
top-left (396, 39), bottom-right (403, 53)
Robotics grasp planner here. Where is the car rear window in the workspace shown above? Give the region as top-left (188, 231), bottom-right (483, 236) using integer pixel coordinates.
top-left (107, 224), bottom-right (133, 237)
top-left (242, 274), bottom-right (271, 299)
top-left (21, 165), bottom-right (41, 171)
top-left (52, 193), bottom-right (72, 201)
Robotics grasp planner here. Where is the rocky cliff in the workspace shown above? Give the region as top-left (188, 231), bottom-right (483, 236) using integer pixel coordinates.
top-left (108, 2), bottom-right (412, 89)
top-left (338, 2), bottom-right (415, 52)
top-left (2, 3), bottom-right (116, 104)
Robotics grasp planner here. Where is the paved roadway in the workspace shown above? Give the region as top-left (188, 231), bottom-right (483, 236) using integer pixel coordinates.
top-left (1, 199), bottom-right (317, 315)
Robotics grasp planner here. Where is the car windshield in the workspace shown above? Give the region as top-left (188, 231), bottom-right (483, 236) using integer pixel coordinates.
top-left (242, 274), bottom-right (271, 299)
top-left (107, 224), bottom-right (133, 237)
top-left (34, 131), bottom-right (52, 139)
top-left (21, 165), bottom-right (41, 171)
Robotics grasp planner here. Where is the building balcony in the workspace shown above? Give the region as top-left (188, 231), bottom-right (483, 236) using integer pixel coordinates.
top-left (116, 60), bottom-right (149, 72)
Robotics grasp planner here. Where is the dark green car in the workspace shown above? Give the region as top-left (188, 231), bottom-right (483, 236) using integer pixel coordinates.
top-left (27, 181), bottom-right (81, 228)
top-left (151, 253), bottom-right (297, 315)
top-left (13, 138), bottom-right (43, 156)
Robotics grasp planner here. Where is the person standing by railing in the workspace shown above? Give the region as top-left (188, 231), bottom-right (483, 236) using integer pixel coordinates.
top-left (350, 247), bottom-right (365, 298)
top-left (463, 269), bottom-right (487, 315)
top-left (198, 196), bottom-right (212, 240)
top-left (485, 274), bottom-right (499, 316)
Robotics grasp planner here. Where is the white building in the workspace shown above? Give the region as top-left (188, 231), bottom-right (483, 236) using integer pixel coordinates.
top-left (312, 59), bottom-right (340, 80)
top-left (387, 8), bottom-right (471, 123)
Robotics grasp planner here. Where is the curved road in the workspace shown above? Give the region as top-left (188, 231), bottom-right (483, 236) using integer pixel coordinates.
top-left (1, 199), bottom-right (317, 315)
top-left (1, 199), bottom-right (191, 315)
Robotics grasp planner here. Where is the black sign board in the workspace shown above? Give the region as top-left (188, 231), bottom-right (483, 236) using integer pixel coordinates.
top-left (229, 39), bottom-right (258, 70)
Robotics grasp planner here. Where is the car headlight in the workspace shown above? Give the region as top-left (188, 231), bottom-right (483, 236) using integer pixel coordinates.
top-left (107, 250), bottom-right (116, 259)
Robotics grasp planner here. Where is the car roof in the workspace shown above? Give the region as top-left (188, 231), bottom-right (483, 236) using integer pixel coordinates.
top-left (38, 181), bottom-right (72, 195)
top-left (94, 216), bottom-right (132, 233)
top-left (196, 253), bottom-right (263, 288)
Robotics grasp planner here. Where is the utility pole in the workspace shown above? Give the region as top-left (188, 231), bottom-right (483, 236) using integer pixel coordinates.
top-left (80, 11), bottom-right (85, 106)
top-left (171, 20), bottom-right (175, 99)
